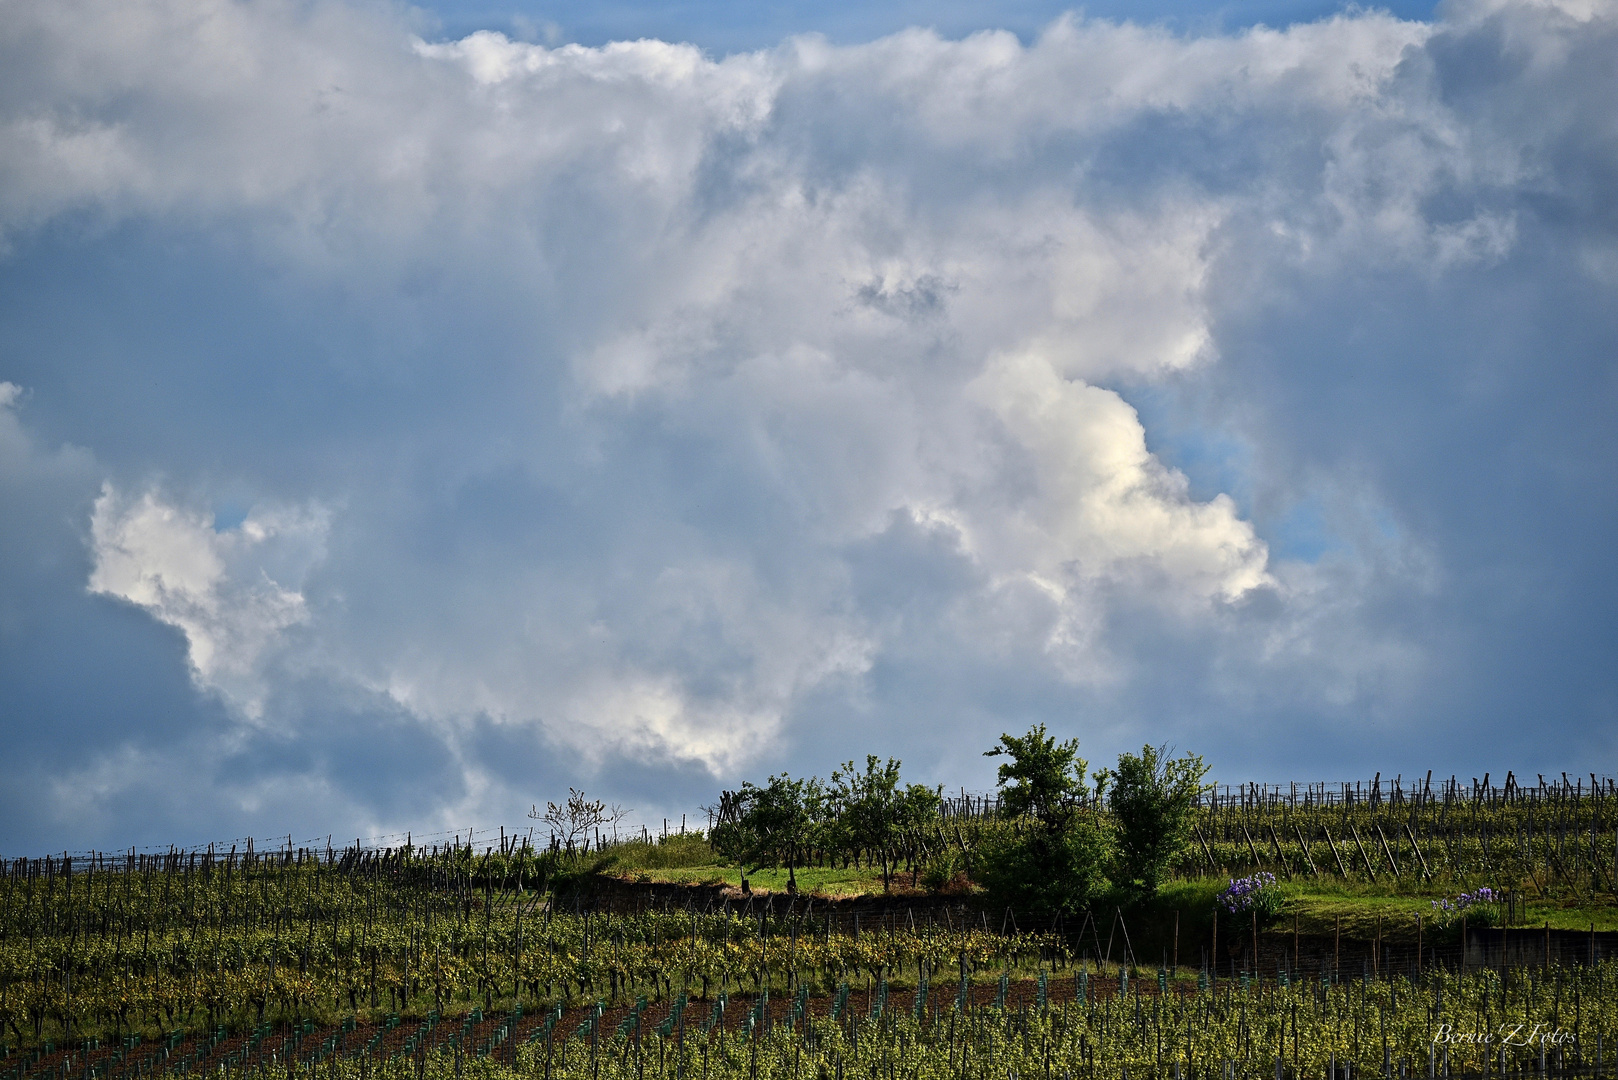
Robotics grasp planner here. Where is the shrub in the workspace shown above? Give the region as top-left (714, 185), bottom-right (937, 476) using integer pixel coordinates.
top-left (976, 817), bottom-right (1111, 916)
top-left (920, 848), bottom-right (966, 893)
top-left (1100, 745), bottom-right (1209, 901)
top-left (607, 831), bottom-right (717, 869)
top-left (978, 725), bottom-right (1111, 916)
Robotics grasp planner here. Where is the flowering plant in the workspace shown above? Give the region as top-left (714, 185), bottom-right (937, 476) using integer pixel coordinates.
top-left (1429, 887), bottom-right (1501, 929)
top-left (1216, 872), bottom-right (1283, 922)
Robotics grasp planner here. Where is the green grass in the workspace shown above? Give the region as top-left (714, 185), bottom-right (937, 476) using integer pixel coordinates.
top-left (598, 831), bottom-right (717, 869)
top-left (597, 835), bottom-right (1618, 934)
top-left (1269, 879), bottom-right (1618, 937)
top-left (610, 862), bottom-right (902, 897)
top-left (601, 832), bottom-right (937, 896)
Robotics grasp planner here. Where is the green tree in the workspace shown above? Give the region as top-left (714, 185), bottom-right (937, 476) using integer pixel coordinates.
top-left (829, 756), bottom-right (907, 891)
top-left (896, 781), bottom-right (943, 887)
top-left (978, 725), bottom-right (1109, 915)
top-left (713, 773), bottom-right (824, 892)
top-left (985, 724), bottom-right (1090, 829)
top-left (975, 819), bottom-right (1111, 916)
top-left (896, 782), bottom-right (942, 833)
top-left (1100, 744), bottom-right (1209, 900)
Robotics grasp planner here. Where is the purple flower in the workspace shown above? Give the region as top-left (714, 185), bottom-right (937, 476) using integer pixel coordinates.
top-left (1216, 872), bottom-right (1277, 914)
top-left (1433, 888), bottom-right (1496, 917)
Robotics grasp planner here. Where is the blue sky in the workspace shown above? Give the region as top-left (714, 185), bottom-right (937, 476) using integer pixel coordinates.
top-left (417, 0), bottom-right (1442, 51)
top-left (1, 0), bottom-right (1614, 853)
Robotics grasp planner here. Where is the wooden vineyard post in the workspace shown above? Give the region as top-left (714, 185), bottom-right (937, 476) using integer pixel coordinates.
top-left (1173, 911), bottom-right (1179, 977)
top-left (1195, 826), bottom-right (1217, 874)
top-left (1374, 825), bottom-right (1400, 879)
top-left (1251, 910), bottom-right (1258, 978)
top-left (1267, 825), bottom-right (1291, 880)
top-left (1242, 825), bottom-right (1264, 874)
top-left (1293, 913), bottom-right (1299, 975)
top-left (1349, 825), bottom-right (1378, 881)
top-left (1334, 915), bottom-right (1340, 975)
top-left (1416, 914), bottom-right (1422, 970)
top-left (1212, 909), bottom-right (1218, 985)
top-left (1403, 823), bottom-right (1432, 881)
top-left (1292, 824), bottom-right (1319, 877)
top-left (1323, 827), bottom-right (1351, 880)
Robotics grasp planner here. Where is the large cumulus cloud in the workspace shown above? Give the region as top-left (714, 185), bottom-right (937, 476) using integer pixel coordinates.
top-left (0, 0), bottom-right (1613, 851)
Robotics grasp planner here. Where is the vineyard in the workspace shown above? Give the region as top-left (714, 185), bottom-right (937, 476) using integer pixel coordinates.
top-left (3, 770), bottom-right (1616, 1079)
top-left (1175, 774), bottom-right (1618, 894)
top-left (922, 773), bottom-right (1618, 898)
top-left (681, 765), bottom-right (1618, 912)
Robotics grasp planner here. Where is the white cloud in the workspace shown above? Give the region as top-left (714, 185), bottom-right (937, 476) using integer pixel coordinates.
top-left (88, 487), bottom-right (328, 719)
top-left (0, 0), bottom-right (1437, 765)
top-left (966, 352), bottom-right (1270, 603)
top-left (1, 0), bottom-right (1613, 842)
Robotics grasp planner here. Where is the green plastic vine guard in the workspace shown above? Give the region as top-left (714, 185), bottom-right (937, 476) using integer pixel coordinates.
top-left (652, 994), bottom-right (683, 1039)
top-left (706, 994), bottom-right (727, 1034)
top-left (530, 1004), bottom-right (564, 1044)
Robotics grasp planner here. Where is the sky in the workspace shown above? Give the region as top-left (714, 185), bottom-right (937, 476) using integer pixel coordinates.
top-left (0, 0), bottom-right (1614, 855)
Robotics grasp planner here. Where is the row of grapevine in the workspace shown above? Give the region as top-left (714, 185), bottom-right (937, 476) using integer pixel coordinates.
top-left (3, 830), bottom-right (1615, 1079)
top-left (685, 771), bottom-right (1618, 898)
top-left (1177, 779), bottom-right (1617, 895)
top-left (0, 846), bottom-right (1058, 1065)
top-left (12, 961), bottom-right (1615, 1080)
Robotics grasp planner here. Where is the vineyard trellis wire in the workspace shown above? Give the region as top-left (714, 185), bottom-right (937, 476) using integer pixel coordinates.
top-left (3, 769), bottom-right (1616, 1080)
top-left (6, 956), bottom-right (1615, 1080)
top-left (695, 770), bottom-right (1618, 895)
top-left (13, 768), bottom-right (1615, 893)
top-left (0, 842), bottom-right (1613, 1080)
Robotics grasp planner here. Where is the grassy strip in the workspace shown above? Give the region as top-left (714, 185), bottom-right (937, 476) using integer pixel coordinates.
top-left (600, 839), bottom-right (1618, 934)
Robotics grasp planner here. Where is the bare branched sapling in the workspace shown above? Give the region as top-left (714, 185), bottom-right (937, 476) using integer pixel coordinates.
top-left (529, 787), bottom-right (630, 848)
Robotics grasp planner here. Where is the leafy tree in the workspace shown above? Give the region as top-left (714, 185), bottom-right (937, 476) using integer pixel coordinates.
top-left (829, 756), bottom-right (907, 891)
top-left (977, 724), bottom-right (1109, 915)
top-left (896, 782), bottom-right (942, 833)
top-left (896, 781), bottom-right (943, 887)
top-left (984, 724), bottom-right (1090, 829)
top-left (1099, 744), bottom-right (1209, 899)
top-left (975, 818), bottom-right (1111, 915)
top-left (712, 773), bottom-right (824, 892)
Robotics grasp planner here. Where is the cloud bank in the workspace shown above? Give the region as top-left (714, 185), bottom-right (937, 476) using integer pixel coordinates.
top-left (0, 0), bottom-right (1614, 850)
